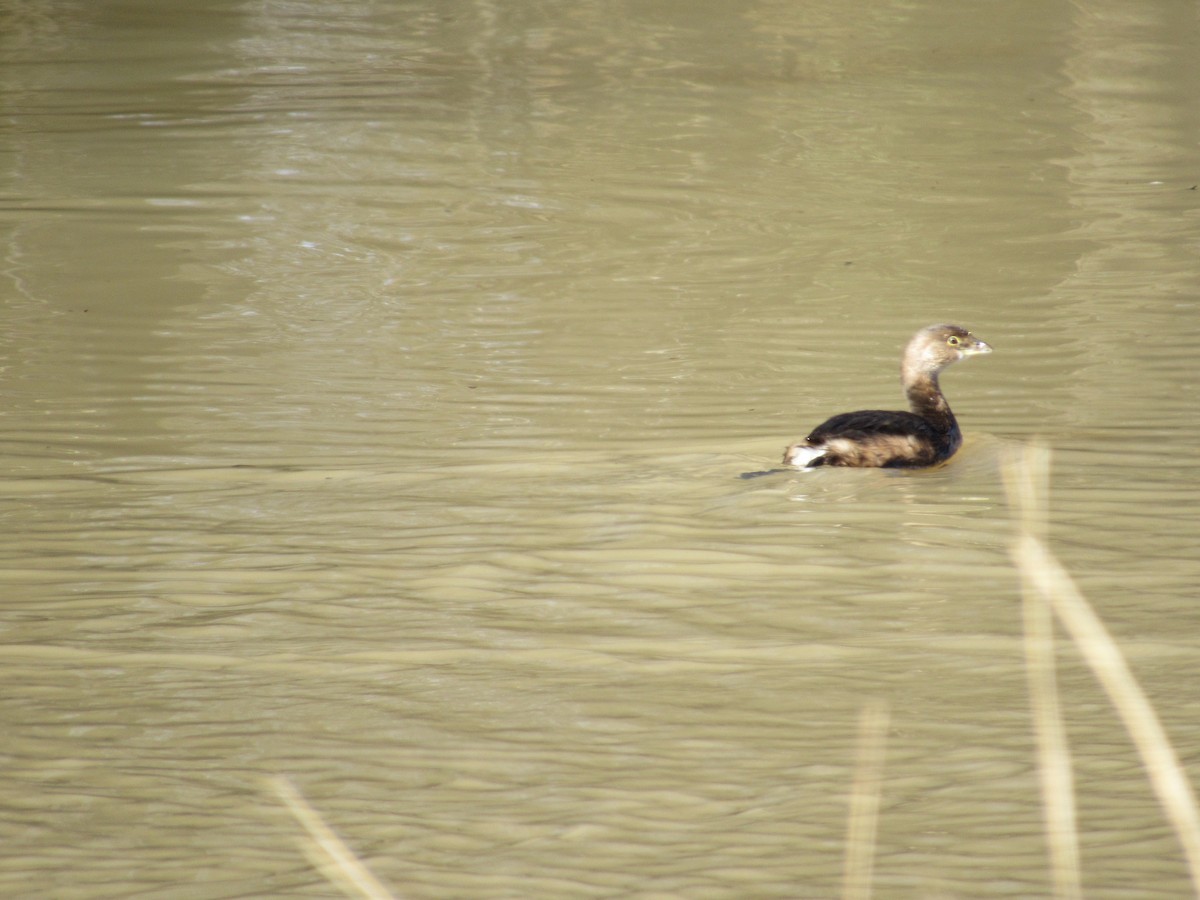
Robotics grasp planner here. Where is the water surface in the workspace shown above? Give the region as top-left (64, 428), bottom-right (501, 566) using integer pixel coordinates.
top-left (2, 1), bottom-right (1199, 897)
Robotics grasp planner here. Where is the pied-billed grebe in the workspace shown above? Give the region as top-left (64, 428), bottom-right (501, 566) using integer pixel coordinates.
top-left (782, 324), bottom-right (992, 469)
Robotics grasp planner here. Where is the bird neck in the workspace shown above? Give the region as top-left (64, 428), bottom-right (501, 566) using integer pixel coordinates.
top-left (905, 372), bottom-right (957, 431)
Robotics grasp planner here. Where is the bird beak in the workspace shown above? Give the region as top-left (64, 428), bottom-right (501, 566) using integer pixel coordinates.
top-left (966, 339), bottom-right (992, 355)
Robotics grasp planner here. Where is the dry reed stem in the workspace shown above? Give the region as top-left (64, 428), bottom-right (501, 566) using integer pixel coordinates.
top-left (1003, 444), bottom-right (1081, 900)
top-left (1005, 444), bottom-right (1200, 895)
top-left (842, 700), bottom-right (890, 900)
top-left (267, 775), bottom-right (399, 900)
top-left (1021, 576), bottom-right (1082, 900)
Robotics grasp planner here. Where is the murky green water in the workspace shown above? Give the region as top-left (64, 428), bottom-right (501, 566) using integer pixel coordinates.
top-left (2, 1), bottom-right (1199, 897)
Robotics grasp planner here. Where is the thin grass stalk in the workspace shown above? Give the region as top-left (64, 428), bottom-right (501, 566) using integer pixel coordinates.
top-left (268, 775), bottom-right (399, 900)
top-left (1014, 533), bottom-right (1200, 892)
top-left (1003, 445), bottom-right (1082, 899)
top-left (1005, 444), bottom-right (1200, 894)
top-left (842, 700), bottom-right (889, 900)
top-left (1021, 576), bottom-right (1082, 900)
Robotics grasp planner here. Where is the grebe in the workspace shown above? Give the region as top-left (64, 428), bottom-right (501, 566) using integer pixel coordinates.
top-left (782, 324), bottom-right (991, 469)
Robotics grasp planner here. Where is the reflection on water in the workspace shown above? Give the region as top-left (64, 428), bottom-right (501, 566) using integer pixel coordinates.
top-left (1, 0), bottom-right (1199, 897)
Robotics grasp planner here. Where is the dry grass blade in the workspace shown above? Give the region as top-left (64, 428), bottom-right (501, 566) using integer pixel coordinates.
top-left (842, 700), bottom-right (890, 900)
top-left (1021, 572), bottom-right (1081, 900)
top-left (1005, 444), bottom-right (1200, 895)
top-left (267, 775), bottom-right (399, 900)
top-left (1015, 533), bottom-right (1200, 891)
top-left (1003, 444), bottom-right (1081, 900)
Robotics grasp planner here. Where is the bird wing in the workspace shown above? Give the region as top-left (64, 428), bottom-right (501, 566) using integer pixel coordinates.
top-left (806, 410), bottom-right (938, 444)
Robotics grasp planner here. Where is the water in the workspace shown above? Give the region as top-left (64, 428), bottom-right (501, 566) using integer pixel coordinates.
top-left (2, 1), bottom-right (1199, 897)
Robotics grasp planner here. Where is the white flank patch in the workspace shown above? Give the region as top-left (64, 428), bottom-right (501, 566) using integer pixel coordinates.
top-left (783, 443), bottom-right (825, 468)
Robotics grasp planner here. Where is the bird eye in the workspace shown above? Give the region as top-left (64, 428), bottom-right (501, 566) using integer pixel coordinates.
top-left (947, 335), bottom-right (961, 346)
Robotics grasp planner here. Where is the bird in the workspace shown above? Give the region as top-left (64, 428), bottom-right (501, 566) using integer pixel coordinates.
top-left (781, 323), bottom-right (991, 469)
